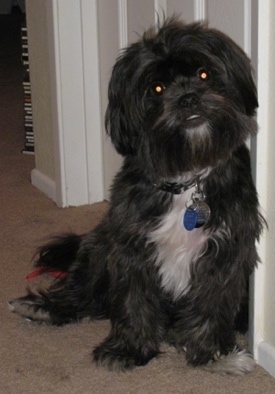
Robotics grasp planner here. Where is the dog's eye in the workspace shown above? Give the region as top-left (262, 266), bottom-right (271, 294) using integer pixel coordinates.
top-left (151, 82), bottom-right (166, 96)
top-left (198, 68), bottom-right (209, 81)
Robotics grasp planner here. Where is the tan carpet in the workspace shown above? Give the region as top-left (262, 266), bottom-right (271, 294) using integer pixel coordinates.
top-left (1, 12), bottom-right (275, 394)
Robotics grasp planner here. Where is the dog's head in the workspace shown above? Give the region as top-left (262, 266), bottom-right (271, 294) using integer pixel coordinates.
top-left (105, 19), bottom-right (258, 181)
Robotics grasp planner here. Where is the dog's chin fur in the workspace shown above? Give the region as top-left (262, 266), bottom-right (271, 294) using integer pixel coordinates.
top-left (9, 19), bottom-right (265, 375)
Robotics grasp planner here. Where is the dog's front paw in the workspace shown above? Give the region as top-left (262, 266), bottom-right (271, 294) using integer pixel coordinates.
top-left (93, 340), bottom-right (158, 371)
top-left (203, 348), bottom-right (256, 375)
top-left (8, 295), bottom-right (51, 322)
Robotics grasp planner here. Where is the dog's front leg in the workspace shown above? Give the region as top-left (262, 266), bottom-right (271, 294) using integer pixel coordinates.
top-left (173, 290), bottom-right (236, 365)
top-left (172, 260), bottom-right (255, 374)
top-left (93, 251), bottom-right (166, 370)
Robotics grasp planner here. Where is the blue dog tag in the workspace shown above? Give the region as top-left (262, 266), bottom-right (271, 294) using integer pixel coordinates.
top-left (183, 207), bottom-right (198, 231)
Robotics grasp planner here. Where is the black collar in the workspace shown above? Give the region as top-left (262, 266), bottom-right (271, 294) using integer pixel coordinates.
top-left (154, 180), bottom-right (197, 195)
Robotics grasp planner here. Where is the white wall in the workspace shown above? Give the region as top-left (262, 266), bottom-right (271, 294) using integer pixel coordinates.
top-left (264, 0), bottom-right (275, 347)
top-left (27, 0), bottom-right (104, 207)
top-left (97, 0), bottom-right (122, 200)
top-left (254, 0), bottom-right (275, 377)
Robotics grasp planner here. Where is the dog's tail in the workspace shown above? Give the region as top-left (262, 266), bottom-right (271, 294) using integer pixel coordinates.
top-left (9, 234), bottom-right (85, 323)
top-left (27, 234), bottom-right (84, 279)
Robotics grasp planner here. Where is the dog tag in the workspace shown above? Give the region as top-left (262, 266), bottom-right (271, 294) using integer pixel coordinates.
top-left (195, 201), bottom-right (211, 228)
top-left (183, 207), bottom-right (198, 231)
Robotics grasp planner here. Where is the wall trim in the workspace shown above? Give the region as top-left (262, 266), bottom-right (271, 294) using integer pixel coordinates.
top-left (252, 0), bottom-right (269, 362)
top-left (195, 0), bottom-right (206, 20)
top-left (154, 0), bottom-right (167, 24)
top-left (81, 0), bottom-right (105, 204)
top-left (31, 169), bottom-right (56, 202)
top-left (118, 0), bottom-right (128, 48)
top-left (46, 0), bottom-right (66, 207)
top-left (244, 0), bottom-right (252, 55)
top-left (257, 341), bottom-right (275, 378)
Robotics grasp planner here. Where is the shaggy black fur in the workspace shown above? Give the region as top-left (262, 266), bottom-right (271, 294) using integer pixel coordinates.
top-left (10, 19), bottom-right (265, 373)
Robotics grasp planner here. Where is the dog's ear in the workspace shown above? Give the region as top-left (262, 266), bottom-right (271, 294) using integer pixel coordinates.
top-left (206, 28), bottom-right (258, 116)
top-left (105, 45), bottom-right (142, 156)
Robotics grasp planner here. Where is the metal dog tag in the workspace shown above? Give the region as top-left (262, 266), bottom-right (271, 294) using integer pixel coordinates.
top-left (183, 179), bottom-right (211, 231)
top-left (194, 200), bottom-right (211, 228)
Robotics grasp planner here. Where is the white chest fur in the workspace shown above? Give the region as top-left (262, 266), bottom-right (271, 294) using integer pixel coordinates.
top-left (148, 188), bottom-right (209, 300)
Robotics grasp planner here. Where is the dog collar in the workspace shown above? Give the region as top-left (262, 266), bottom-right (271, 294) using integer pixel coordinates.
top-left (154, 180), bottom-right (197, 194)
top-left (154, 178), bottom-right (211, 230)
top-left (153, 169), bottom-right (211, 195)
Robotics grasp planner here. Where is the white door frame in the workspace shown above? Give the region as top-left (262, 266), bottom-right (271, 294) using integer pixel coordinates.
top-left (251, 0), bottom-right (275, 377)
top-left (46, 0), bottom-right (104, 207)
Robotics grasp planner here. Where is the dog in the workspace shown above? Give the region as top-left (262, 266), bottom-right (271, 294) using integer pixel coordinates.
top-left (9, 19), bottom-right (265, 375)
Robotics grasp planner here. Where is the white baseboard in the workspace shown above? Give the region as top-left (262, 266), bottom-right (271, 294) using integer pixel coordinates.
top-left (257, 341), bottom-right (275, 378)
top-left (31, 169), bottom-right (56, 203)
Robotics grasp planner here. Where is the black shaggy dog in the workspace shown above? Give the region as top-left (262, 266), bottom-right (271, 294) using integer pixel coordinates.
top-left (10, 19), bottom-right (265, 375)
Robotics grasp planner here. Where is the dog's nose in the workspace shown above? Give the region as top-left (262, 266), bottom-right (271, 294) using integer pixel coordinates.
top-left (180, 93), bottom-right (199, 109)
